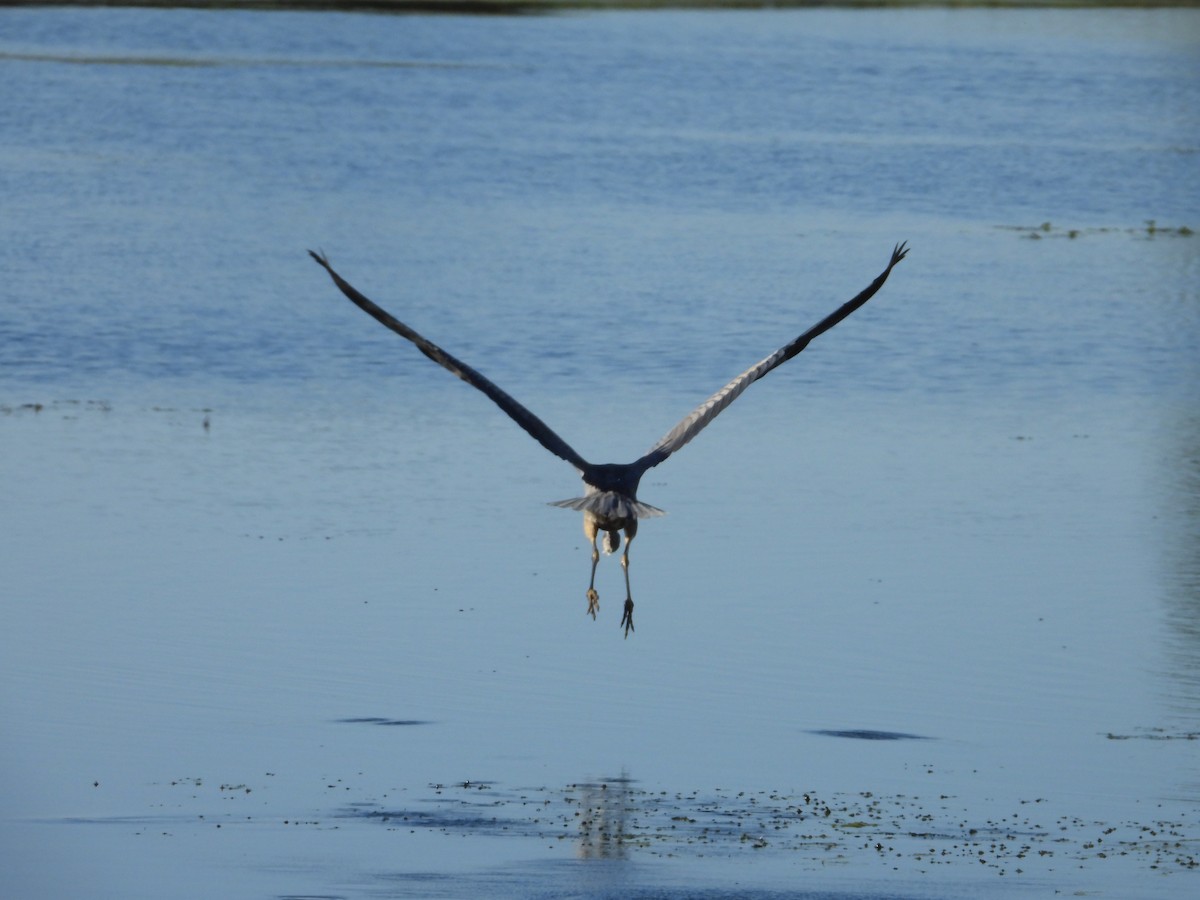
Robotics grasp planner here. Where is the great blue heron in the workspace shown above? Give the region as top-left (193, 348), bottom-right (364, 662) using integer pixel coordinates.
top-left (311, 242), bottom-right (907, 637)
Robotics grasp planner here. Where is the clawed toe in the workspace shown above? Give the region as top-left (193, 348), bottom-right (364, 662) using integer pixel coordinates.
top-left (620, 598), bottom-right (634, 638)
top-left (586, 588), bottom-right (599, 620)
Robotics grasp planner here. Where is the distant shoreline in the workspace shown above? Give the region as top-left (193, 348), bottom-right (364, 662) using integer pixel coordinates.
top-left (2, 0), bottom-right (1198, 14)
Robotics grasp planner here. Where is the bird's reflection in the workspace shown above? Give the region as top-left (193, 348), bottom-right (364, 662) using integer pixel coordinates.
top-left (571, 772), bottom-right (634, 859)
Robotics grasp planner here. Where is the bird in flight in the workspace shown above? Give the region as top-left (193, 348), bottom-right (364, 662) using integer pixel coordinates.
top-left (311, 242), bottom-right (907, 638)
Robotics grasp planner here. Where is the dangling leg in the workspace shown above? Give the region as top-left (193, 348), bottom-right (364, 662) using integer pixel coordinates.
top-left (584, 513), bottom-right (601, 619)
top-left (619, 521), bottom-right (638, 638)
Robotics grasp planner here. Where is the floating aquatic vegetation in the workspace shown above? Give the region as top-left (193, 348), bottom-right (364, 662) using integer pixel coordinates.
top-left (1105, 727), bottom-right (1200, 741)
top-left (1000, 221), bottom-right (1194, 240)
top-left (0, 399), bottom-right (218, 419)
top-left (339, 778), bottom-right (1200, 877)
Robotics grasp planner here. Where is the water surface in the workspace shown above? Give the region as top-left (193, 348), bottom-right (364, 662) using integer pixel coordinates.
top-left (2, 7), bottom-right (1199, 899)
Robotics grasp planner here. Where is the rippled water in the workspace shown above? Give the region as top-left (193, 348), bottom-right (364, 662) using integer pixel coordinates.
top-left (2, 7), bottom-right (1199, 899)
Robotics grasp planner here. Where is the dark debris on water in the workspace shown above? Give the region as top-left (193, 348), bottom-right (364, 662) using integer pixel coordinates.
top-left (337, 778), bottom-right (1200, 878)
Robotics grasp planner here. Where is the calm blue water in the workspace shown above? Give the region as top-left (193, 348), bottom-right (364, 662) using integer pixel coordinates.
top-left (2, 7), bottom-right (1199, 900)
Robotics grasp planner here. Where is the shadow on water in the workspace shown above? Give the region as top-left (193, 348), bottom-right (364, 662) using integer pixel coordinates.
top-left (807, 729), bottom-right (932, 741)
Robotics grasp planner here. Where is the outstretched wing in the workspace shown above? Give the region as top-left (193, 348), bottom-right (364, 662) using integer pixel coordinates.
top-left (633, 242), bottom-right (908, 472)
top-left (311, 251), bottom-right (590, 472)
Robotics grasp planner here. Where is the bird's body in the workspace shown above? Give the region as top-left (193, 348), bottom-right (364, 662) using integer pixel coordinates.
top-left (311, 242), bottom-right (907, 637)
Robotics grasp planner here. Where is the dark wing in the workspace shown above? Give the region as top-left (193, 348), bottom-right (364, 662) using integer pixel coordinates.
top-left (633, 242), bottom-right (908, 472)
top-left (311, 251), bottom-right (590, 472)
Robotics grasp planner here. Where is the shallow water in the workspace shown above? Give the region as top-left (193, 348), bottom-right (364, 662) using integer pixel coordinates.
top-left (2, 6), bottom-right (1199, 899)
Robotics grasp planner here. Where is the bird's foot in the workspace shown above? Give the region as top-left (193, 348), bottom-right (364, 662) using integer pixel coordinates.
top-left (586, 588), bottom-right (599, 620)
top-left (620, 598), bottom-right (634, 638)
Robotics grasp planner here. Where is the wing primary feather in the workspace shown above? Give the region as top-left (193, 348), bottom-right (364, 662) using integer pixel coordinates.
top-left (635, 242), bottom-right (908, 471)
top-left (310, 251), bottom-right (589, 472)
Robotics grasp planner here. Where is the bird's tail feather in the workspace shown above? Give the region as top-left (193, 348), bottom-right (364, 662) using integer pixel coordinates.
top-left (548, 494), bottom-right (666, 519)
